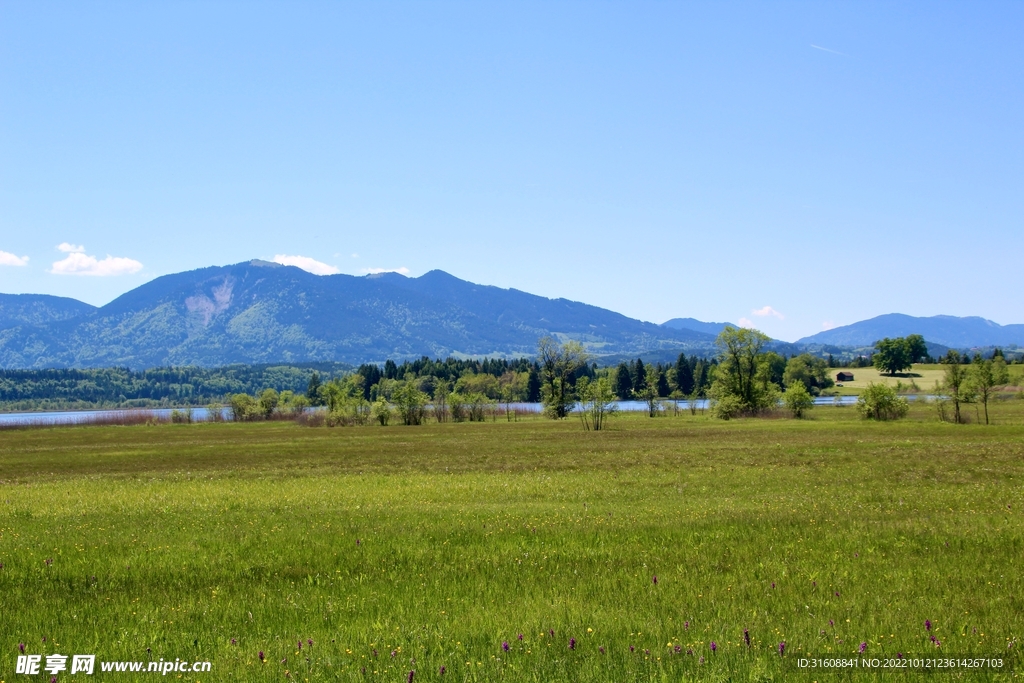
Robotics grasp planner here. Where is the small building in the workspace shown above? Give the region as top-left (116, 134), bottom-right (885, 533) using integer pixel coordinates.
top-left (836, 371), bottom-right (855, 382)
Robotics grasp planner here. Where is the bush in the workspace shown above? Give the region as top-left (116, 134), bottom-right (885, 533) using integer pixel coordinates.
top-left (711, 394), bottom-right (744, 420)
top-left (856, 383), bottom-right (909, 421)
top-left (371, 399), bottom-right (392, 426)
top-left (783, 384), bottom-right (814, 418)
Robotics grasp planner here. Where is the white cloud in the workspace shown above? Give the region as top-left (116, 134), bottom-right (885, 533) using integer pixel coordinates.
top-left (822, 320), bottom-right (837, 331)
top-left (0, 250), bottom-right (29, 267)
top-left (738, 317), bottom-right (755, 328)
top-left (361, 267), bottom-right (410, 275)
top-left (752, 305), bottom-right (784, 320)
top-left (50, 251), bottom-right (143, 276)
top-left (57, 242), bottom-right (86, 253)
top-left (272, 254), bottom-right (341, 275)
top-left (351, 253), bottom-right (359, 259)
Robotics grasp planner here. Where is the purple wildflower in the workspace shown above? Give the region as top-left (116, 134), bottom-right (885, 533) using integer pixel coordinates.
top-left (19, 643), bottom-right (25, 654)
top-left (502, 641), bottom-right (509, 652)
top-left (859, 642), bottom-right (867, 653)
top-left (686, 648), bottom-right (693, 656)
top-left (438, 665), bottom-right (446, 676)
top-left (673, 645), bottom-right (682, 654)
top-left (45, 558), bottom-right (52, 566)
top-left (925, 619), bottom-right (932, 631)
top-left (569, 638), bottom-right (576, 650)
top-left (307, 639), bottom-right (313, 647)
top-left (41, 637), bottom-right (46, 643)
top-left (897, 653), bottom-right (904, 659)
top-left (684, 621), bottom-right (690, 630)
top-left (356, 539), bottom-right (361, 546)
top-left (829, 619), bottom-right (834, 627)
top-left (778, 641), bottom-right (786, 656)
top-left (230, 638), bottom-right (237, 645)
top-left (771, 582), bottom-right (775, 589)
top-left (549, 629), bottom-right (554, 638)
top-left (644, 649), bottom-right (650, 655)
top-left (599, 646), bottom-right (605, 654)
top-left (517, 634), bottom-right (523, 641)
top-left (391, 650), bottom-right (397, 658)
top-left (629, 645), bottom-right (635, 653)
top-left (834, 591), bottom-right (840, 597)
top-left (372, 649), bottom-right (378, 658)
top-left (652, 575), bottom-right (658, 585)
top-left (51, 677), bottom-right (57, 683)
top-left (258, 651), bottom-right (265, 663)
top-left (709, 641), bottom-right (717, 653)
top-left (407, 670), bottom-right (414, 683)
top-left (297, 640), bottom-right (302, 651)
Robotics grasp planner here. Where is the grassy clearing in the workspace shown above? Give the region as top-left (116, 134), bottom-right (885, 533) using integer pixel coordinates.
top-left (1, 402), bottom-right (1023, 681)
top-left (829, 364), bottom-right (1024, 396)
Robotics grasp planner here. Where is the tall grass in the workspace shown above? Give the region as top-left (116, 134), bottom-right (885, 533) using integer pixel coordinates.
top-left (0, 403), bottom-right (1022, 681)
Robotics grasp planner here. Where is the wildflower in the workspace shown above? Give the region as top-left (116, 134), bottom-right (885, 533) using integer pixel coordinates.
top-left (644, 649), bottom-right (650, 655)
top-left (569, 638), bottom-right (576, 650)
top-left (778, 642), bottom-right (786, 656)
top-left (897, 653), bottom-right (904, 659)
top-left (599, 646), bottom-right (605, 654)
top-left (372, 649), bottom-right (378, 658)
top-left (502, 641), bottom-right (509, 652)
top-left (652, 575), bottom-right (658, 585)
top-left (391, 650), bottom-right (397, 658)
top-left (859, 642), bottom-right (867, 653)
top-left (829, 619), bottom-right (834, 627)
top-left (686, 648), bottom-right (693, 656)
top-left (699, 656), bottom-right (705, 664)
top-left (771, 582), bottom-right (775, 589)
top-left (674, 645), bottom-right (682, 654)
top-left (549, 629), bottom-right (554, 638)
top-left (19, 643), bottom-right (25, 653)
top-left (307, 639), bottom-right (313, 647)
top-left (230, 638), bottom-right (237, 645)
top-left (744, 629), bottom-right (750, 647)
top-left (517, 634), bottom-right (523, 641)
top-left (407, 670), bottom-right (414, 683)
top-left (51, 677), bottom-right (57, 683)
top-left (684, 621), bottom-right (690, 630)
top-left (45, 558), bottom-right (53, 566)
top-left (834, 591), bottom-right (840, 597)
top-left (356, 539), bottom-right (361, 546)
top-left (925, 620), bottom-right (932, 631)
top-left (439, 665), bottom-right (446, 675)
top-left (629, 645), bottom-right (635, 653)
top-left (297, 640), bottom-right (302, 651)
top-left (258, 651), bottom-right (265, 663)
top-left (709, 641), bottom-right (717, 653)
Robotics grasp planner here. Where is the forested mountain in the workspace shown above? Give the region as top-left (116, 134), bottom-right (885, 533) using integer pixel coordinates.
top-left (0, 293), bottom-right (96, 328)
top-left (797, 314), bottom-right (1024, 348)
top-left (0, 260), bottom-right (718, 369)
top-left (661, 317), bottom-right (731, 337)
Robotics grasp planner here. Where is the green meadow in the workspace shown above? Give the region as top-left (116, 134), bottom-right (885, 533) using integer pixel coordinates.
top-left (2, 402), bottom-right (1023, 681)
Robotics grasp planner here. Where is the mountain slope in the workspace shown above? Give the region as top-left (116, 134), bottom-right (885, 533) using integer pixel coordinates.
top-left (662, 317), bottom-right (731, 337)
top-left (0, 293), bottom-right (96, 328)
top-left (797, 314), bottom-right (1024, 348)
top-left (0, 261), bottom-right (717, 369)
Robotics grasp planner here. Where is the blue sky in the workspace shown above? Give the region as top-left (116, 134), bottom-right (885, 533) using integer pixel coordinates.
top-left (1, 1), bottom-right (1021, 342)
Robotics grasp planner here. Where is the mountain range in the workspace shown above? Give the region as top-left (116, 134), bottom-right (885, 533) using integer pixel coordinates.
top-left (796, 314), bottom-right (1024, 349)
top-left (1, 263), bottom-right (1020, 369)
top-left (0, 260), bottom-right (717, 369)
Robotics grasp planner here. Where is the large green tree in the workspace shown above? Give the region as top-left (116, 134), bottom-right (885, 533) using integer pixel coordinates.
top-left (784, 353), bottom-right (834, 395)
top-left (708, 326), bottom-right (779, 417)
top-left (674, 353), bottom-right (695, 395)
top-left (538, 337), bottom-right (589, 419)
top-left (873, 337), bottom-right (919, 375)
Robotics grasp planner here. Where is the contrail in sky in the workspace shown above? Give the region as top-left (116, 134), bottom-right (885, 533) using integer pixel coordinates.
top-left (811, 44), bottom-right (849, 57)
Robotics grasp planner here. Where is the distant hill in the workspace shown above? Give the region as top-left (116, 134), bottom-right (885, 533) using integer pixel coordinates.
top-left (797, 314), bottom-right (1024, 348)
top-left (0, 261), bottom-right (718, 369)
top-left (0, 293), bottom-right (96, 328)
top-left (662, 317), bottom-right (731, 337)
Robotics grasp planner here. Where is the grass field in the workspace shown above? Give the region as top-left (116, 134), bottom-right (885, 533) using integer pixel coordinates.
top-left (2, 402), bottom-right (1023, 681)
top-left (828, 364), bottom-right (1024, 396)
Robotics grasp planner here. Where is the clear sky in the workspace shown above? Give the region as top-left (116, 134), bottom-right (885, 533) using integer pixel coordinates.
top-left (1, 2), bottom-right (1021, 342)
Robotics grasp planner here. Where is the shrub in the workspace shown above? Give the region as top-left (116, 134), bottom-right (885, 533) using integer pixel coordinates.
top-left (783, 384), bottom-right (814, 418)
top-left (711, 394), bottom-right (744, 420)
top-left (856, 383), bottom-right (909, 421)
top-left (371, 399), bottom-right (392, 426)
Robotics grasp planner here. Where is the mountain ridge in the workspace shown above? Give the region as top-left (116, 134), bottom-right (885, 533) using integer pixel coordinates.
top-left (0, 261), bottom-right (718, 369)
top-left (797, 313), bottom-right (1024, 348)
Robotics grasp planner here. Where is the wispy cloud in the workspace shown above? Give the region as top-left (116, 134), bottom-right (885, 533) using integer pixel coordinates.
top-left (0, 250), bottom-right (29, 267)
top-left (361, 267), bottom-right (410, 275)
top-left (50, 248), bottom-right (143, 276)
top-left (738, 317), bottom-right (755, 328)
top-left (272, 254), bottom-right (341, 276)
top-left (811, 44), bottom-right (849, 57)
top-left (822, 320), bottom-right (837, 331)
top-left (752, 305), bottom-right (785, 320)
